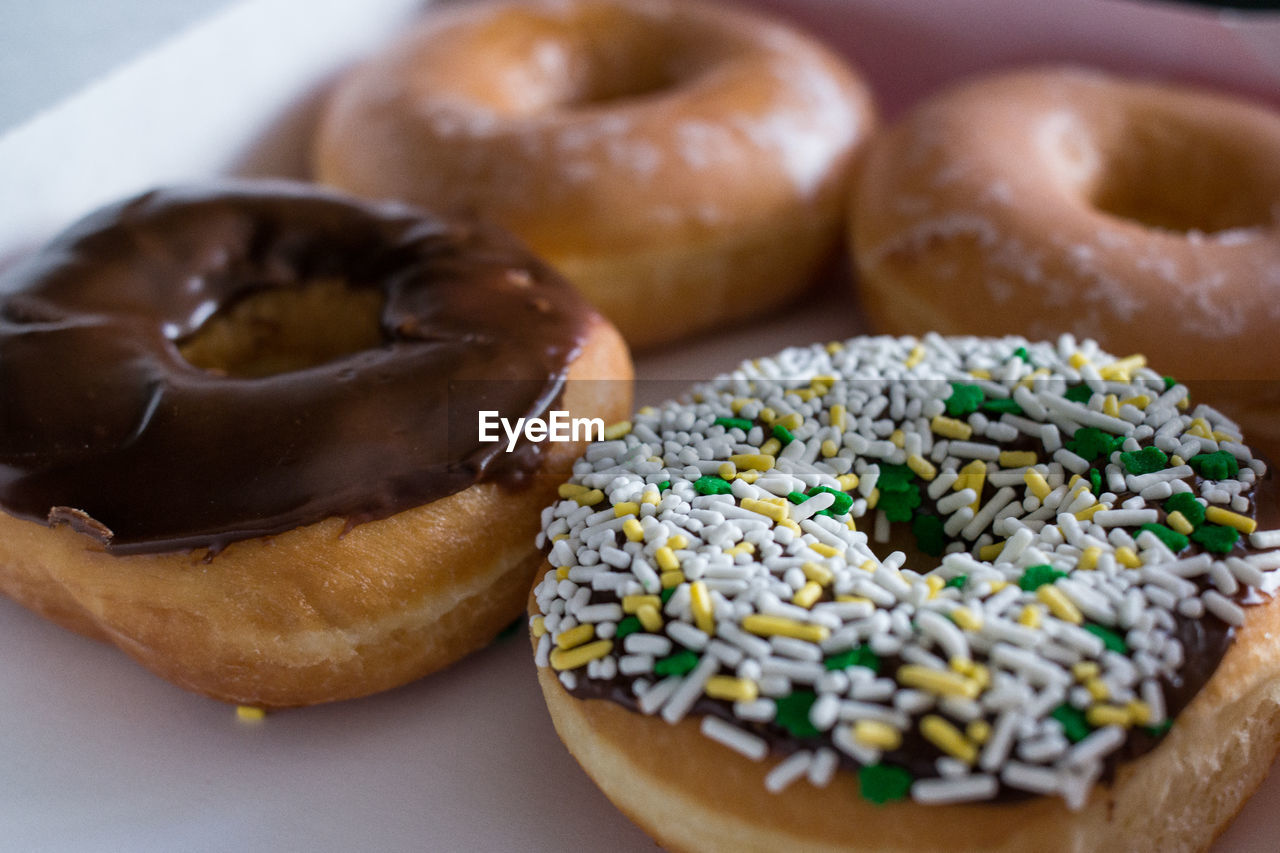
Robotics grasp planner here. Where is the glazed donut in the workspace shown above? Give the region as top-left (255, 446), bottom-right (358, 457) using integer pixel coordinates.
top-left (529, 334), bottom-right (1280, 851)
top-left (850, 67), bottom-right (1280, 457)
top-left (0, 182), bottom-right (631, 708)
top-left (313, 0), bottom-right (876, 349)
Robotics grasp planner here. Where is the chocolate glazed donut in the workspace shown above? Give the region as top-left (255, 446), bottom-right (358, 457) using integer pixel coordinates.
top-left (0, 182), bottom-right (633, 706)
top-left (0, 182), bottom-right (590, 553)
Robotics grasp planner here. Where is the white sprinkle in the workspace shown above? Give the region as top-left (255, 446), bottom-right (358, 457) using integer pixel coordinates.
top-left (764, 751), bottom-right (813, 793)
top-left (911, 774), bottom-right (999, 804)
top-left (700, 716), bottom-right (768, 761)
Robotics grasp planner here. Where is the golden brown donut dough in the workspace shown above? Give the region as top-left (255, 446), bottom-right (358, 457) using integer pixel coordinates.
top-left (314, 0), bottom-right (877, 348)
top-left (851, 67), bottom-right (1280, 456)
top-left (0, 312), bottom-right (630, 708)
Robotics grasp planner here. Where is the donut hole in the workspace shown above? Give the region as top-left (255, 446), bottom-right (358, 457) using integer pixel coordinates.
top-left (178, 279), bottom-right (384, 378)
top-left (1089, 112), bottom-right (1275, 234)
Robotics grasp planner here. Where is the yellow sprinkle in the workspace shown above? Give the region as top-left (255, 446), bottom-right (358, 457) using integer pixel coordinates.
top-left (898, 665), bottom-right (980, 699)
top-left (1166, 511), bottom-right (1194, 536)
top-left (968, 368), bottom-right (992, 380)
top-left (1037, 584), bottom-right (1083, 624)
top-left (759, 407), bottom-right (777, 424)
top-left (1127, 700), bottom-right (1153, 726)
top-left (830, 404), bottom-right (847, 431)
top-left (760, 437), bottom-right (782, 456)
top-left (1017, 367), bottom-right (1051, 389)
top-left (920, 714), bottom-right (977, 763)
top-left (836, 594), bottom-right (871, 605)
top-left (810, 542), bottom-right (840, 559)
top-left (717, 461), bottom-right (737, 481)
top-left (622, 594), bottom-right (662, 614)
top-left (1074, 503), bottom-right (1107, 522)
top-left (1085, 704), bottom-right (1133, 728)
top-left (551, 533), bottom-right (568, 542)
top-left (655, 547), bottom-right (679, 573)
top-left (951, 607), bottom-right (983, 632)
top-left (890, 429), bottom-right (906, 448)
top-left (966, 720), bottom-right (992, 744)
top-left (704, 676), bottom-right (759, 704)
top-left (1178, 396), bottom-right (1189, 411)
top-left (730, 397), bottom-right (751, 415)
top-left (950, 657), bottom-right (976, 676)
top-left (236, 706), bottom-right (266, 722)
top-left (958, 459), bottom-right (987, 512)
top-left (793, 581), bottom-right (823, 609)
top-left (812, 374), bottom-right (837, 388)
top-left (802, 561), bottom-right (834, 586)
top-left (636, 603), bottom-right (663, 632)
top-left (531, 616), bottom-right (547, 638)
top-left (1018, 604), bottom-right (1042, 629)
top-left (1121, 394), bottom-right (1151, 410)
top-left (1072, 661), bottom-right (1100, 681)
top-left (557, 483), bottom-right (589, 499)
top-left (730, 453), bottom-right (775, 472)
top-left (970, 664), bottom-right (991, 690)
top-left (556, 623), bottom-right (595, 650)
top-left (550, 639), bottom-right (613, 671)
top-left (1187, 419), bottom-right (1213, 439)
top-left (603, 420), bottom-right (632, 440)
top-left (736, 469), bottom-right (760, 484)
top-left (1085, 677), bottom-right (1110, 701)
top-left (978, 541), bottom-right (1005, 562)
top-left (741, 498), bottom-right (789, 524)
top-left (637, 405), bottom-right (656, 416)
top-left (690, 581), bottom-right (715, 635)
top-left (854, 720), bottom-right (902, 750)
top-left (574, 489), bottom-right (605, 507)
top-left (1079, 546), bottom-right (1102, 571)
top-left (905, 344), bottom-right (926, 368)
top-left (988, 579), bottom-right (1008, 594)
top-left (1205, 505), bottom-right (1257, 535)
top-left (907, 453), bottom-right (937, 481)
top-left (726, 542), bottom-right (756, 558)
top-left (777, 412), bottom-right (803, 431)
top-left (999, 450), bottom-right (1038, 469)
top-left (866, 488), bottom-right (880, 509)
top-left (837, 473), bottom-right (859, 491)
top-left (623, 518), bottom-right (645, 542)
top-left (1115, 546), bottom-right (1142, 569)
top-left (641, 489), bottom-right (661, 506)
top-left (926, 575), bottom-right (945, 599)
top-left (1068, 351), bottom-right (1090, 369)
top-left (931, 415), bottom-right (974, 441)
top-left (821, 439), bottom-right (839, 458)
top-left (1213, 429), bottom-right (1241, 443)
top-left (779, 518), bottom-right (803, 535)
top-left (1102, 394), bottom-right (1120, 418)
top-left (1024, 469), bottom-right (1052, 501)
top-left (1098, 354), bottom-right (1146, 382)
top-left (858, 559), bottom-right (878, 573)
top-left (668, 534), bottom-right (688, 550)
top-left (556, 566), bottom-right (570, 581)
top-left (741, 614), bottom-right (830, 644)
top-left (659, 570), bottom-right (684, 589)
top-left (792, 388), bottom-right (817, 402)
top-left (825, 341), bottom-right (844, 354)
top-left (613, 501), bottom-right (640, 518)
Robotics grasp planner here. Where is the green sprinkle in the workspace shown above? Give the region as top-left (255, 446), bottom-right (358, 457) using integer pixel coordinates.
top-left (824, 644), bottom-right (880, 674)
top-left (1164, 492), bottom-right (1205, 527)
top-left (1083, 622), bottom-right (1128, 654)
top-left (1189, 450), bottom-right (1239, 481)
top-left (1191, 524), bottom-right (1239, 554)
top-left (1139, 523), bottom-right (1188, 553)
top-left (858, 764), bottom-right (914, 805)
top-left (786, 491), bottom-right (807, 505)
top-left (1143, 719), bottom-right (1174, 738)
top-left (1089, 468), bottom-right (1103, 496)
top-left (1018, 564), bottom-right (1066, 591)
top-left (713, 416), bottom-right (753, 432)
top-left (945, 383), bottom-right (985, 417)
top-left (694, 475), bottom-right (733, 496)
top-left (1051, 704), bottom-right (1092, 744)
top-left (807, 485), bottom-right (854, 516)
top-left (1013, 346), bottom-right (1032, 364)
top-left (660, 587), bottom-right (676, 604)
top-left (945, 574), bottom-right (967, 590)
top-left (879, 483), bottom-right (922, 522)
top-left (657, 480), bottom-right (671, 492)
top-left (772, 424), bottom-right (796, 446)
top-left (1120, 446), bottom-right (1168, 475)
top-left (653, 650), bottom-right (699, 677)
top-left (981, 397), bottom-right (1023, 415)
top-left (1065, 426), bottom-right (1124, 462)
top-left (877, 464), bottom-right (917, 492)
top-left (912, 514), bottom-right (946, 558)
top-left (1163, 375), bottom-right (1177, 390)
top-left (1064, 384), bottom-right (1093, 404)
top-left (614, 616), bottom-right (642, 640)
top-left (775, 690), bottom-right (820, 738)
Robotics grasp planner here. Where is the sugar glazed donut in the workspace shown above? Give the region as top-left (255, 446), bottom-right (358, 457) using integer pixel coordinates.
top-left (0, 182), bottom-right (631, 708)
top-left (314, 0), bottom-right (876, 349)
top-left (530, 334), bottom-right (1280, 851)
top-left (851, 67), bottom-right (1280, 457)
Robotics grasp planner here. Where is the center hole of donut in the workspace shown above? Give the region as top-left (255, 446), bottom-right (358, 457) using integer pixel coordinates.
top-left (177, 279), bottom-right (384, 378)
top-left (1089, 115), bottom-right (1275, 233)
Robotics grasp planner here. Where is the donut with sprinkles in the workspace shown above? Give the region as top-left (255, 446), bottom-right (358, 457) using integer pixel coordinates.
top-left (530, 334), bottom-right (1280, 851)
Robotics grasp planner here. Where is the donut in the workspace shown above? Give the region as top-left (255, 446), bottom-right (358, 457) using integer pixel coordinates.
top-left (0, 181), bottom-right (632, 708)
top-left (850, 67), bottom-right (1280, 457)
top-left (528, 333), bottom-right (1280, 851)
top-left (312, 0), bottom-right (877, 349)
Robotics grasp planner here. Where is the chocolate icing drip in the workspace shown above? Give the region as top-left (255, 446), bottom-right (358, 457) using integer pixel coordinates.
top-left (0, 182), bottom-right (591, 554)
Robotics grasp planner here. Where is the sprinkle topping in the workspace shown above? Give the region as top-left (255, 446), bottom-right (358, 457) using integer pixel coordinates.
top-left (532, 335), bottom-right (1279, 808)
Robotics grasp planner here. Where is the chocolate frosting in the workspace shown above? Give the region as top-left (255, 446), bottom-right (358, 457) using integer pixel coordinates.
top-left (0, 182), bottom-right (592, 554)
